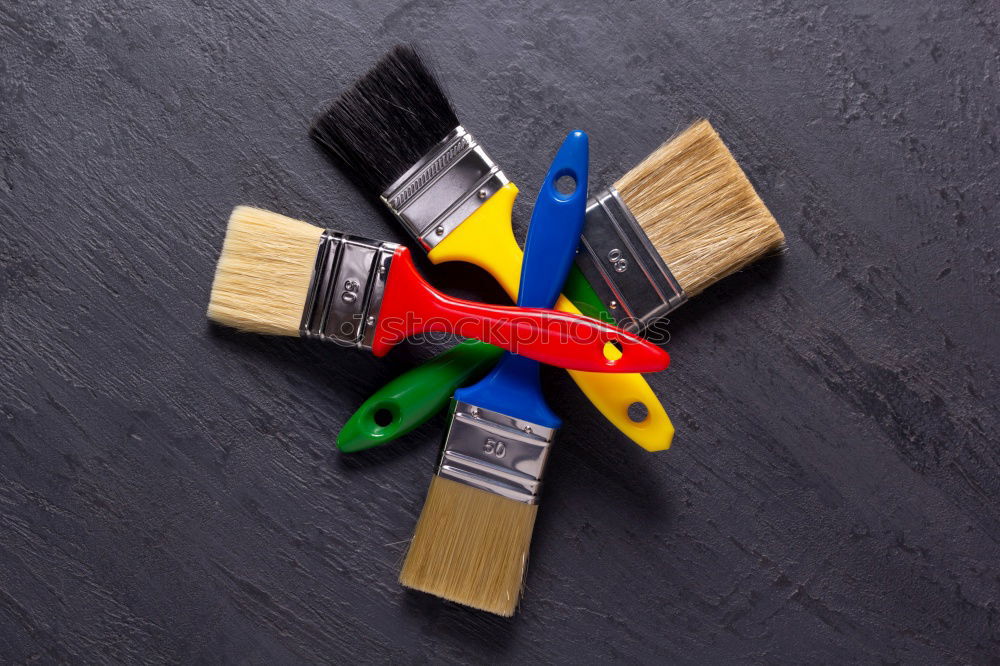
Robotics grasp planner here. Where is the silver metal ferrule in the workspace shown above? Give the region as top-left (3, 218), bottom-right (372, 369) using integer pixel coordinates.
top-left (380, 126), bottom-right (509, 251)
top-left (436, 400), bottom-right (557, 505)
top-left (299, 231), bottom-right (397, 351)
top-left (575, 187), bottom-right (687, 333)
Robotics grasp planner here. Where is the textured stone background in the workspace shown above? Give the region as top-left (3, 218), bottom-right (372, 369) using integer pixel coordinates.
top-left (2, 0), bottom-right (999, 662)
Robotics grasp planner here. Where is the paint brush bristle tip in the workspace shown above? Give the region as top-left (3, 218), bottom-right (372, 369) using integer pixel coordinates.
top-left (400, 476), bottom-right (536, 617)
top-left (310, 44), bottom-right (459, 194)
top-left (207, 206), bottom-right (323, 336)
top-left (614, 119), bottom-right (786, 297)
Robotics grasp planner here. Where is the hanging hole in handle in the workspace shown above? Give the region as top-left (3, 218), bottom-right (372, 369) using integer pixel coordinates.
top-left (373, 407), bottom-right (394, 428)
top-left (603, 338), bottom-right (624, 361)
top-left (628, 401), bottom-right (649, 423)
top-left (553, 168), bottom-right (577, 199)
top-left (555, 174), bottom-right (577, 196)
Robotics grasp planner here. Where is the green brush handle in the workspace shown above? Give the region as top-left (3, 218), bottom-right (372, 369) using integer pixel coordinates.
top-left (563, 264), bottom-right (616, 324)
top-left (337, 339), bottom-right (504, 452)
top-left (336, 267), bottom-right (614, 452)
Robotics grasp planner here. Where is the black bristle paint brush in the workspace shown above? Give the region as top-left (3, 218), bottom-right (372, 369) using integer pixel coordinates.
top-left (310, 45), bottom-right (677, 452)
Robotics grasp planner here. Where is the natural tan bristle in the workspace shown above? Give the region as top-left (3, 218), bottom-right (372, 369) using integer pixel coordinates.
top-left (207, 206), bottom-right (324, 336)
top-left (614, 119), bottom-right (785, 297)
top-left (399, 476), bottom-right (537, 617)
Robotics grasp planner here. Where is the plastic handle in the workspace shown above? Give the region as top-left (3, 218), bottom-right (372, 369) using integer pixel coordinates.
top-left (336, 270), bottom-right (616, 453)
top-left (563, 265), bottom-right (616, 324)
top-left (456, 353), bottom-right (557, 425)
top-left (369, 246), bottom-right (668, 374)
top-left (457, 131), bottom-right (590, 427)
top-left (518, 130), bottom-right (589, 309)
top-left (428, 183), bottom-right (674, 451)
top-left (337, 339), bottom-right (503, 452)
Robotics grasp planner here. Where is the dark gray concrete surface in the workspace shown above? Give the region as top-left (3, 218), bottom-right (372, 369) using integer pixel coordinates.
top-left (2, 0), bottom-right (999, 662)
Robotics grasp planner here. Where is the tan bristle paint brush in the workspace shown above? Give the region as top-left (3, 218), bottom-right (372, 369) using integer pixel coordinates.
top-left (580, 118), bottom-right (786, 325)
top-left (206, 206), bottom-right (669, 373)
top-left (397, 119), bottom-right (786, 616)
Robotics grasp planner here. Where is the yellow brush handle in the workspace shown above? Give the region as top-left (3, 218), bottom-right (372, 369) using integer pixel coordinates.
top-left (427, 183), bottom-right (673, 451)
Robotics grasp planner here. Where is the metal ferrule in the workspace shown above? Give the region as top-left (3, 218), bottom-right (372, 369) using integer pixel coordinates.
top-left (299, 231), bottom-right (398, 351)
top-left (436, 400), bottom-right (557, 505)
top-left (575, 187), bottom-right (687, 333)
top-left (380, 126), bottom-right (509, 251)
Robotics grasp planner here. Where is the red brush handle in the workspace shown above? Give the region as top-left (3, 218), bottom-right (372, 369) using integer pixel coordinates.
top-left (369, 247), bottom-right (669, 374)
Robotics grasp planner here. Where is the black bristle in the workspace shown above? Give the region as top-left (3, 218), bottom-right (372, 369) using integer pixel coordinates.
top-left (310, 45), bottom-right (460, 194)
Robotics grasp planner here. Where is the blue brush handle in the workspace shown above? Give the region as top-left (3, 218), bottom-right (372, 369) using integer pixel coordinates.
top-left (517, 130), bottom-right (590, 309)
top-left (455, 130), bottom-right (589, 427)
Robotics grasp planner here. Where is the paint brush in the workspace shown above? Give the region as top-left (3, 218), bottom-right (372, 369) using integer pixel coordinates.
top-left (310, 45), bottom-right (674, 452)
top-left (400, 130), bottom-right (591, 616)
top-left (576, 118), bottom-right (785, 328)
top-left (206, 206), bottom-right (668, 373)
top-left (339, 120), bottom-right (785, 452)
